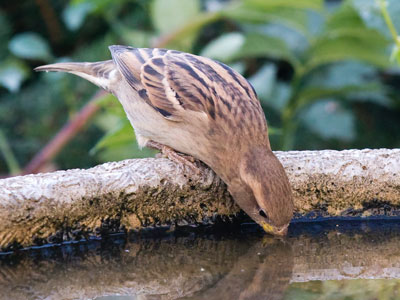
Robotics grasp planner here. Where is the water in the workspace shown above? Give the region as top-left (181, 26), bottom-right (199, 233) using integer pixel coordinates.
top-left (1, 219), bottom-right (400, 300)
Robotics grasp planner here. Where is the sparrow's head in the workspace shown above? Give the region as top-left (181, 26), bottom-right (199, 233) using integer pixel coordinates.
top-left (229, 147), bottom-right (294, 236)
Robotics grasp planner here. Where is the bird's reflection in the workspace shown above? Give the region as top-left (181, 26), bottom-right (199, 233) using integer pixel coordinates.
top-left (183, 237), bottom-right (293, 300)
top-left (2, 220), bottom-right (400, 300)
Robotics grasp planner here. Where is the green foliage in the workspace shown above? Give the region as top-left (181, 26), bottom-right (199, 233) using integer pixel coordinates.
top-left (151, 0), bottom-right (201, 50)
top-left (0, 129), bottom-right (20, 175)
top-left (200, 32), bottom-right (245, 61)
top-left (151, 0), bottom-right (200, 34)
top-left (9, 32), bottom-right (53, 61)
top-left (0, 59), bottom-right (29, 92)
top-left (62, 2), bottom-right (94, 31)
top-left (1, 0), bottom-right (400, 174)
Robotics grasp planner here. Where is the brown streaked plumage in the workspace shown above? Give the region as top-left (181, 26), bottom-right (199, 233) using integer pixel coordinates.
top-left (35, 46), bottom-right (294, 236)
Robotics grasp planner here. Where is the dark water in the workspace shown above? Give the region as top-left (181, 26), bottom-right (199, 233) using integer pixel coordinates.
top-left (1, 219), bottom-right (400, 300)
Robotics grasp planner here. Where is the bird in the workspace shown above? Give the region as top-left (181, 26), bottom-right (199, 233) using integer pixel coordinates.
top-left (35, 46), bottom-right (294, 236)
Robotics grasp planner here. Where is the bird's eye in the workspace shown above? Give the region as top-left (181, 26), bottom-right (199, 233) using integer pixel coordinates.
top-left (259, 209), bottom-right (268, 219)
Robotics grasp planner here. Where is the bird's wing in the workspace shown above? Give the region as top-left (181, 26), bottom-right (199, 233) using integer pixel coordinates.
top-left (109, 46), bottom-right (263, 125)
top-left (110, 46), bottom-right (184, 121)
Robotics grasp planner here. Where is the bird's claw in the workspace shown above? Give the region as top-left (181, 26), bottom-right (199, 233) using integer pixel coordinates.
top-left (147, 140), bottom-right (202, 174)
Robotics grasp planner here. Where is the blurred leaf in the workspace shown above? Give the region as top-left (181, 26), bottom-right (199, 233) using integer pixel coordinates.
top-left (9, 32), bottom-right (53, 61)
top-left (155, 11), bottom-right (221, 50)
top-left (267, 82), bottom-right (292, 112)
top-left (234, 33), bottom-right (300, 69)
top-left (308, 61), bottom-right (376, 88)
top-left (0, 60), bottom-right (29, 92)
top-left (91, 120), bottom-right (134, 154)
top-left (151, 0), bottom-right (213, 51)
top-left (63, 2), bottom-right (94, 31)
top-left (229, 61), bottom-right (246, 74)
top-left (326, 2), bottom-right (366, 30)
top-left (200, 32), bottom-right (245, 61)
top-left (0, 129), bottom-right (20, 175)
top-left (300, 99), bottom-right (356, 141)
top-left (95, 93), bottom-right (119, 109)
top-left (347, 86), bottom-right (391, 107)
top-left (92, 118), bottom-right (155, 161)
top-left (119, 29), bottom-right (153, 48)
top-left (151, 0), bottom-right (200, 33)
top-left (304, 4), bottom-right (391, 72)
top-left (307, 9), bottom-right (325, 36)
top-left (244, 0), bottom-right (323, 11)
top-left (294, 84), bottom-right (383, 110)
top-left (256, 23), bottom-right (309, 54)
top-left (96, 141), bottom-right (155, 161)
top-left (202, 30), bottom-right (287, 65)
top-left (306, 36), bottom-right (390, 71)
top-left (390, 44), bottom-right (400, 64)
top-left (306, 62), bottom-right (391, 106)
top-left (267, 126), bottom-right (283, 135)
top-left (248, 63), bottom-right (277, 99)
top-left (224, 6), bottom-right (310, 37)
top-left (352, 0), bottom-right (400, 37)
top-left (71, 0), bottom-right (124, 13)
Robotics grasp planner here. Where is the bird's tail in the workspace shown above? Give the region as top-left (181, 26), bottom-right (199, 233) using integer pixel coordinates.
top-left (34, 60), bottom-right (116, 92)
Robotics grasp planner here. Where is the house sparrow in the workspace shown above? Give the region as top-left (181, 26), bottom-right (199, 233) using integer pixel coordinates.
top-left (35, 46), bottom-right (294, 236)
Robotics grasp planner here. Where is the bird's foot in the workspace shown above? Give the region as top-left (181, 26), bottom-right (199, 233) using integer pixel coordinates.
top-left (146, 140), bottom-right (202, 174)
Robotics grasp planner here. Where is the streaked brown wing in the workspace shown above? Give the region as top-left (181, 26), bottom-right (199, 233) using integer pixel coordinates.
top-left (110, 46), bottom-right (183, 120)
top-left (140, 55), bottom-right (186, 121)
top-left (162, 52), bottom-right (267, 133)
top-left (109, 46), bottom-right (265, 128)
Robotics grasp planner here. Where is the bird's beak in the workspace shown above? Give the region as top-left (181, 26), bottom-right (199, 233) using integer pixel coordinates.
top-left (261, 221), bottom-right (288, 236)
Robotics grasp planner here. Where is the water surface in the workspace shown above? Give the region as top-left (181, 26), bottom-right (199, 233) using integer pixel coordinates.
top-left (1, 219), bottom-right (400, 299)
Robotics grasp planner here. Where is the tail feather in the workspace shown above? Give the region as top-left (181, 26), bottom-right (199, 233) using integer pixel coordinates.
top-left (35, 60), bottom-right (117, 92)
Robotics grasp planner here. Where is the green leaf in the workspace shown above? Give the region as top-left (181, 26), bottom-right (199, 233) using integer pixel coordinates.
top-left (155, 11), bottom-right (221, 50)
top-left (0, 60), bottom-right (29, 92)
top-left (229, 62), bottom-right (246, 74)
top-left (294, 84), bottom-right (383, 110)
top-left (92, 118), bottom-right (156, 161)
top-left (62, 2), bottom-right (94, 31)
top-left (200, 32), bottom-right (245, 61)
top-left (390, 44), bottom-right (400, 64)
top-left (305, 62), bottom-right (391, 106)
top-left (243, 0), bottom-right (323, 11)
top-left (268, 82), bottom-right (292, 112)
top-left (325, 2), bottom-right (365, 30)
top-left (71, 0), bottom-right (123, 13)
top-left (223, 5), bottom-right (310, 37)
top-left (91, 120), bottom-right (135, 153)
top-left (119, 29), bottom-right (154, 48)
top-left (248, 63), bottom-right (277, 99)
top-left (303, 4), bottom-right (391, 72)
top-left (151, 0), bottom-right (200, 34)
top-left (300, 99), bottom-right (356, 141)
top-left (151, 0), bottom-right (210, 51)
top-left (233, 33), bottom-right (300, 68)
top-left (352, 0), bottom-right (400, 37)
top-left (259, 23), bottom-right (309, 54)
top-left (9, 32), bottom-right (53, 61)
top-left (200, 32), bottom-right (297, 65)
top-left (0, 129), bottom-right (20, 175)
top-left (306, 36), bottom-right (390, 71)
top-left (249, 64), bottom-right (293, 114)
top-left (308, 61), bottom-right (377, 88)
